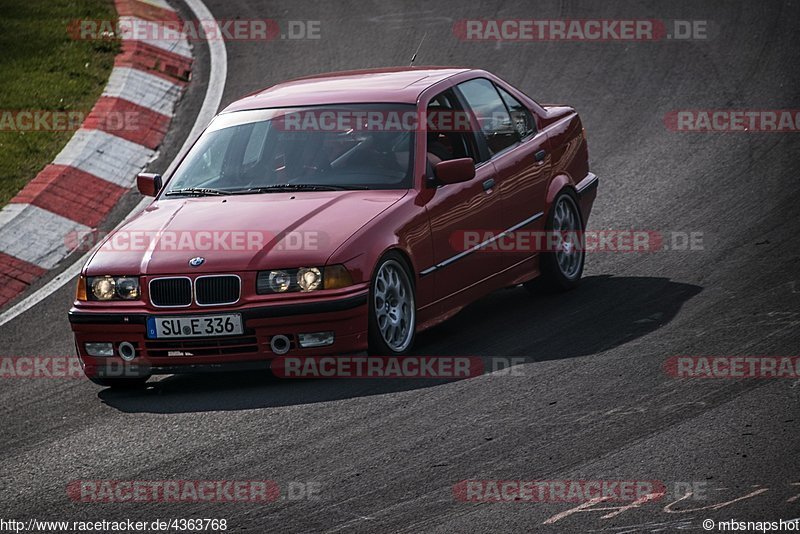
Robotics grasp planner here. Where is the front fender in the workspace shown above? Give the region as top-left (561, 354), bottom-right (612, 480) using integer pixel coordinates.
top-left (326, 192), bottom-right (434, 307)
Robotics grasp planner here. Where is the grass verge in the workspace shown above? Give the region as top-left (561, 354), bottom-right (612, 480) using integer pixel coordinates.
top-left (0, 0), bottom-right (120, 206)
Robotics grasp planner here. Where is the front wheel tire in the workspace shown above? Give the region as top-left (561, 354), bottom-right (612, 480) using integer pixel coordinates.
top-left (368, 253), bottom-right (416, 355)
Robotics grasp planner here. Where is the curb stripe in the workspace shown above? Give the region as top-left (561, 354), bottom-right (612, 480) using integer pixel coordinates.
top-left (52, 128), bottom-right (155, 188)
top-left (0, 204), bottom-right (25, 229)
top-left (0, 204), bottom-right (91, 270)
top-left (117, 40), bottom-right (192, 83)
top-left (119, 16), bottom-right (193, 59)
top-left (0, 0), bottom-right (193, 310)
top-left (102, 66), bottom-right (184, 116)
top-left (0, 252), bottom-right (47, 308)
top-left (0, 276), bottom-right (36, 308)
top-left (84, 96), bottom-right (171, 149)
top-left (0, 252), bottom-right (47, 284)
top-left (0, 0), bottom-right (222, 323)
top-left (10, 165), bottom-right (128, 228)
top-left (135, 0), bottom-right (176, 11)
top-left (116, 0), bottom-right (181, 23)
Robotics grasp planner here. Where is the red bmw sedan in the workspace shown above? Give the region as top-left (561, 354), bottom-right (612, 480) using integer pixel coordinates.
top-left (68, 67), bottom-right (598, 387)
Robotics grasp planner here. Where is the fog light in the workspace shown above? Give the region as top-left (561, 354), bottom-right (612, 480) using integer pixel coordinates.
top-left (85, 342), bottom-right (114, 357)
top-left (298, 331), bottom-right (334, 348)
top-left (270, 334), bottom-right (291, 355)
top-left (118, 341), bottom-right (136, 362)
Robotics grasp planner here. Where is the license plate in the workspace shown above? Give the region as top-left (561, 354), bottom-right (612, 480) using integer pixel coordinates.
top-left (147, 314), bottom-right (243, 339)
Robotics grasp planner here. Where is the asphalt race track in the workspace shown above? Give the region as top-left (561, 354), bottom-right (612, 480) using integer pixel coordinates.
top-left (2, 1), bottom-right (799, 532)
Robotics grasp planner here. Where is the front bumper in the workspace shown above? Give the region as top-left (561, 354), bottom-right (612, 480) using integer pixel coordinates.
top-left (69, 291), bottom-right (369, 377)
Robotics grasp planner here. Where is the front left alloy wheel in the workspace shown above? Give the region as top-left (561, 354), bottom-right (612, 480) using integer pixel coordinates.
top-left (368, 253), bottom-right (416, 355)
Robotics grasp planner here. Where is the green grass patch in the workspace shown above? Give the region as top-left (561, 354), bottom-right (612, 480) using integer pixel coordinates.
top-left (0, 0), bottom-right (120, 206)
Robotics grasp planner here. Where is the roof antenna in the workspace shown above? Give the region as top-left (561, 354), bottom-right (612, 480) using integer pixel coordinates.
top-left (409, 32), bottom-right (427, 67)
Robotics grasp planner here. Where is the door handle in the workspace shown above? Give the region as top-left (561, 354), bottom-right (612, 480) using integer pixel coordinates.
top-left (534, 149), bottom-right (547, 162)
top-left (482, 178), bottom-right (495, 191)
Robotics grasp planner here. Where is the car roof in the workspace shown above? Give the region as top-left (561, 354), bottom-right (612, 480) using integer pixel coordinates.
top-left (221, 67), bottom-right (474, 112)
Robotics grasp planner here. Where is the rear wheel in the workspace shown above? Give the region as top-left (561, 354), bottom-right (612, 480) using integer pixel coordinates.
top-left (368, 253), bottom-right (416, 355)
top-left (525, 190), bottom-right (585, 293)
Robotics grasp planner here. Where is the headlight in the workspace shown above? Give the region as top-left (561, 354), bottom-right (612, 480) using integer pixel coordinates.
top-left (91, 276), bottom-right (115, 300)
top-left (256, 265), bottom-right (352, 294)
top-left (116, 277), bottom-right (140, 299)
top-left (297, 267), bottom-right (322, 292)
top-left (81, 276), bottom-right (141, 301)
top-left (268, 270), bottom-right (292, 293)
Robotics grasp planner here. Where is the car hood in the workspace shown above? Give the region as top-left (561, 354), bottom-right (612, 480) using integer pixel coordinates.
top-left (84, 190), bottom-right (407, 275)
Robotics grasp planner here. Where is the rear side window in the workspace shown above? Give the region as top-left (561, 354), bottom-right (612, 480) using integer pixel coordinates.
top-left (496, 86), bottom-right (537, 138)
top-left (457, 78), bottom-right (519, 155)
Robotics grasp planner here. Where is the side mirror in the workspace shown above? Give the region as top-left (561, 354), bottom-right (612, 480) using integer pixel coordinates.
top-left (136, 173), bottom-right (163, 197)
top-left (433, 158), bottom-right (475, 185)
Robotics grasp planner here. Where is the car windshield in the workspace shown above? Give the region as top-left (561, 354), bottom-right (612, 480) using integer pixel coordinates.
top-left (165, 104), bottom-right (415, 196)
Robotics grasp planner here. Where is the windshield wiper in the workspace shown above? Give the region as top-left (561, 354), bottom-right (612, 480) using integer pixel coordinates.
top-left (164, 187), bottom-right (228, 197)
top-left (230, 183), bottom-right (368, 194)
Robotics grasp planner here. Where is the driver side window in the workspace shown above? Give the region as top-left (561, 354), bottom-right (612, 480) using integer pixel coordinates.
top-left (425, 89), bottom-right (478, 172)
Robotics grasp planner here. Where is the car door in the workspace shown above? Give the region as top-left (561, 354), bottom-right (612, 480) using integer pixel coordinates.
top-left (456, 78), bottom-right (551, 269)
top-left (419, 88), bottom-right (505, 302)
